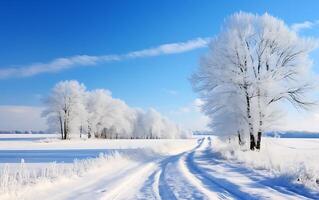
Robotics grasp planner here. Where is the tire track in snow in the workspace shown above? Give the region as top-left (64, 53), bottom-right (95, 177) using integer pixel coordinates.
top-left (185, 149), bottom-right (247, 200)
top-left (158, 157), bottom-right (178, 200)
top-left (178, 152), bottom-right (235, 200)
top-left (137, 153), bottom-right (191, 200)
top-left (157, 137), bottom-right (236, 200)
top-left (180, 138), bottom-right (238, 200)
top-left (157, 139), bottom-right (209, 200)
top-left (136, 170), bottom-right (162, 200)
top-left (137, 138), bottom-right (209, 200)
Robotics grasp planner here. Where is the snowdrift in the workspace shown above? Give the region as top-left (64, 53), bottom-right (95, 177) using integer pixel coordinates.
top-left (211, 136), bottom-right (319, 192)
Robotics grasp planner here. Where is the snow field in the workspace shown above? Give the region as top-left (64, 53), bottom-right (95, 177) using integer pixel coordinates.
top-left (0, 135), bottom-right (197, 199)
top-left (0, 134), bottom-right (318, 199)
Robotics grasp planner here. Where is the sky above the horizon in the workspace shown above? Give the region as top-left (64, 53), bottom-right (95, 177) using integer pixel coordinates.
top-left (1, 0), bottom-right (319, 131)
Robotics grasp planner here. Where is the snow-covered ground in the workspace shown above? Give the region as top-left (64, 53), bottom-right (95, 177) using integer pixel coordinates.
top-left (215, 137), bottom-right (319, 189)
top-left (0, 134), bottom-right (318, 199)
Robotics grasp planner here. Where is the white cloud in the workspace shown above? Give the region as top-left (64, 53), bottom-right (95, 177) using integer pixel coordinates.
top-left (163, 89), bottom-right (178, 96)
top-left (0, 105), bottom-right (47, 131)
top-left (126, 37), bottom-right (209, 57)
top-left (193, 98), bottom-right (203, 106)
top-left (166, 99), bottom-right (209, 131)
top-left (291, 20), bottom-right (319, 32)
top-left (0, 37), bottom-right (210, 79)
top-left (192, 98), bottom-right (204, 112)
top-left (178, 106), bottom-right (191, 113)
top-left (277, 109), bottom-right (319, 132)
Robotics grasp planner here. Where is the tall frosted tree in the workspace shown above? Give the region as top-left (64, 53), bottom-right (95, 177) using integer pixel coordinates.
top-left (42, 80), bottom-right (87, 139)
top-left (192, 12), bottom-right (316, 150)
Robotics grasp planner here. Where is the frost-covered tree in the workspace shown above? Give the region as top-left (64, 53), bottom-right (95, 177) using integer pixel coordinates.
top-left (43, 80), bottom-right (183, 139)
top-left (201, 87), bottom-right (248, 144)
top-left (86, 89), bottom-right (112, 138)
top-left (192, 12), bottom-right (316, 150)
top-left (42, 80), bottom-right (87, 139)
top-left (100, 98), bottom-right (136, 139)
top-left (134, 108), bottom-right (180, 139)
top-left (86, 89), bottom-right (137, 139)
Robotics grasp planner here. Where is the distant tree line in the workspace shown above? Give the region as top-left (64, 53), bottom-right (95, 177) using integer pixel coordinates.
top-left (42, 80), bottom-right (189, 140)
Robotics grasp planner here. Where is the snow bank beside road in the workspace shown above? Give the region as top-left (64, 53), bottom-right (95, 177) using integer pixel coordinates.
top-left (0, 152), bottom-right (132, 199)
top-left (211, 137), bottom-right (319, 191)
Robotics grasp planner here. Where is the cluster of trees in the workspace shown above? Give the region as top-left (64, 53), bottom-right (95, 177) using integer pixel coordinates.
top-left (192, 12), bottom-right (316, 150)
top-left (42, 80), bottom-right (184, 140)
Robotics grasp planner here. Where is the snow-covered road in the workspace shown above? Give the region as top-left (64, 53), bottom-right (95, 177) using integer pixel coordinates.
top-left (21, 138), bottom-right (317, 200)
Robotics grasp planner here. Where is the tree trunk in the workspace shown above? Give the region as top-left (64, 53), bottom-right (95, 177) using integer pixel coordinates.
top-left (245, 87), bottom-right (255, 150)
top-left (80, 124), bottom-right (83, 138)
top-left (63, 109), bottom-right (69, 140)
top-left (87, 123), bottom-right (91, 139)
top-left (250, 134), bottom-right (256, 150)
top-left (59, 115), bottom-right (64, 140)
top-left (256, 131), bottom-right (262, 150)
top-left (237, 131), bottom-right (242, 145)
top-left (63, 118), bottom-right (67, 140)
top-left (256, 87), bottom-right (263, 150)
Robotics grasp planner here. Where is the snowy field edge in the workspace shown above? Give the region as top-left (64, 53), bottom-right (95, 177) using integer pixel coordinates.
top-left (210, 136), bottom-right (319, 194)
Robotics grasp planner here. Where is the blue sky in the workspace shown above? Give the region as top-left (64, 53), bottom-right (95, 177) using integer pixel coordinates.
top-left (1, 0), bottom-right (319, 131)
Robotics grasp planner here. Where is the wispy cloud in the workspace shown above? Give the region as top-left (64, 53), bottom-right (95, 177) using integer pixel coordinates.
top-left (166, 98), bottom-right (209, 131)
top-left (291, 20), bottom-right (319, 32)
top-left (0, 37), bottom-right (210, 79)
top-left (169, 98), bottom-right (204, 115)
top-left (0, 105), bottom-right (47, 131)
top-left (277, 107), bottom-right (319, 132)
top-left (163, 88), bottom-right (179, 96)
